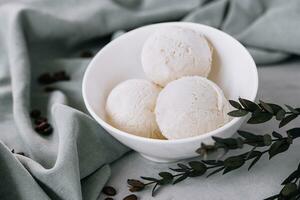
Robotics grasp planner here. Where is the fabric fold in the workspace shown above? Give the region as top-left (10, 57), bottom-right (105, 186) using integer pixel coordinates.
top-left (1, 0), bottom-right (300, 199)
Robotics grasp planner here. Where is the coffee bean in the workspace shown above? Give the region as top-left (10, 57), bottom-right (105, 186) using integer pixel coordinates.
top-left (34, 127), bottom-right (42, 133)
top-left (53, 71), bottom-right (70, 81)
top-left (35, 122), bottom-right (53, 135)
top-left (104, 198), bottom-right (114, 200)
top-left (80, 51), bottom-right (93, 58)
top-left (30, 109), bottom-right (41, 119)
top-left (44, 87), bottom-right (57, 93)
top-left (34, 117), bottom-right (48, 125)
top-left (35, 122), bottom-right (49, 131)
top-left (41, 126), bottom-right (53, 135)
top-left (38, 73), bottom-right (55, 85)
top-left (102, 186), bottom-right (117, 196)
top-left (123, 194), bottom-right (138, 200)
top-left (38, 71), bottom-right (70, 87)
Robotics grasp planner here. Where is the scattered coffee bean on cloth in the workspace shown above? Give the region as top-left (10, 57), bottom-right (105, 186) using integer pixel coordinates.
top-left (35, 121), bottom-right (49, 131)
top-left (80, 51), bottom-right (93, 58)
top-left (37, 70), bottom-right (71, 85)
top-left (37, 73), bottom-right (56, 85)
top-left (34, 117), bottom-right (48, 125)
top-left (30, 109), bottom-right (41, 119)
top-left (30, 109), bottom-right (53, 135)
top-left (44, 86), bottom-right (57, 93)
top-left (53, 71), bottom-right (70, 81)
top-left (102, 186), bottom-right (117, 196)
top-left (37, 124), bottom-right (53, 135)
top-left (123, 194), bottom-right (138, 200)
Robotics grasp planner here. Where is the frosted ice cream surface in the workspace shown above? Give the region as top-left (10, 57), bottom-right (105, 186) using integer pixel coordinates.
top-left (105, 26), bottom-right (231, 140)
top-left (141, 26), bottom-right (212, 87)
top-left (155, 76), bottom-right (230, 140)
top-left (105, 79), bottom-right (164, 139)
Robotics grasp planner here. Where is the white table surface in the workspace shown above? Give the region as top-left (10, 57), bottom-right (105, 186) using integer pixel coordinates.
top-left (104, 59), bottom-right (300, 200)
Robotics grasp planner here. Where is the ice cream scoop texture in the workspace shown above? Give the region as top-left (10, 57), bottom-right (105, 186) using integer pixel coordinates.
top-left (106, 79), bottom-right (163, 139)
top-left (142, 26), bottom-right (212, 87)
top-left (155, 76), bottom-right (230, 139)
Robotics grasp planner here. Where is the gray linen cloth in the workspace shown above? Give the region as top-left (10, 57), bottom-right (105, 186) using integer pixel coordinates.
top-left (1, 0), bottom-right (300, 199)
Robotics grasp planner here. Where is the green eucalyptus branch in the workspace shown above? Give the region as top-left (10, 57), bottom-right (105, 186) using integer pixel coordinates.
top-left (128, 128), bottom-right (299, 197)
top-left (228, 98), bottom-right (300, 128)
top-left (127, 98), bottom-right (300, 199)
top-left (265, 162), bottom-right (300, 200)
top-left (198, 98), bottom-right (300, 158)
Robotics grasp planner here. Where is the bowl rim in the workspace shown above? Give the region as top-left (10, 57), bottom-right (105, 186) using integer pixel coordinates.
top-left (82, 22), bottom-right (259, 144)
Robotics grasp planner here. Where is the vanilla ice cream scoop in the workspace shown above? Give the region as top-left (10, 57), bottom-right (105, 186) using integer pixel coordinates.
top-left (106, 79), bottom-right (164, 139)
top-left (141, 26), bottom-right (212, 87)
top-left (155, 76), bottom-right (230, 140)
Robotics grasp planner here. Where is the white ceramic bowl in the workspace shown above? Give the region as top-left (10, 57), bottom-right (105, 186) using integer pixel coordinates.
top-left (82, 22), bottom-right (258, 163)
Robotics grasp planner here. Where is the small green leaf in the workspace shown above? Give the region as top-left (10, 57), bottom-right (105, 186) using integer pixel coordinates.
top-left (238, 130), bottom-right (259, 139)
top-left (245, 150), bottom-right (262, 160)
top-left (236, 137), bottom-right (244, 148)
top-left (169, 168), bottom-right (187, 172)
top-left (228, 110), bottom-right (248, 117)
top-left (242, 136), bottom-right (267, 147)
top-left (158, 172), bottom-right (173, 184)
top-left (159, 180), bottom-right (171, 185)
top-left (202, 160), bottom-right (224, 166)
top-left (285, 105), bottom-right (300, 114)
top-left (207, 167), bottom-right (225, 177)
top-left (212, 137), bottom-right (242, 149)
top-left (247, 112), bottom-right (273, 124)
top-left (188, 161), bottom-right (207, 172)
top-left (177, 163), bottom-right (190, 170)
top-left (276, 109), bottom-right (286, 120)
top-left (280, 183), bottom-right (297, 197)
top-left (279, 114), bottom-right (298, 128)
top-left (187, 162), bottom-right (207, 177)
top-left (263, 134), bottom-right (272, 146)
top-left (268, 140), bottom-right (290, 159)
top-left (272, 131), bottom-right (283, 139)
top-left (188, 170), bottom-right (206, 177)
top-left (287, 128), bottom-right (300, 139)
top-left (223, 166), bottom-right (241, 175)
top-left (238, 98), bottom-right (259, 112)
top-left (141, 176), bottom-right (159, 182)
top-left (268, 104), bottom-right (283, 114)
top-left (229, 100), bottom-right (242, 109)
top-left (224, 156), bottom-right (245, 168)
top-left (248, 154), bottom-right (262, 170)
top-left (223, 156), bottom-right (245, 174)
top-left (151, 183), bottom-right (159, 197)
top-left (173, 174), bottom-right (188, 185)
top-left (238, 132), bottom-right (268, 147)
top-left (259, 100), bottom-right (274, 114)
top-left (282, 170), bottom-right (300, 185)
